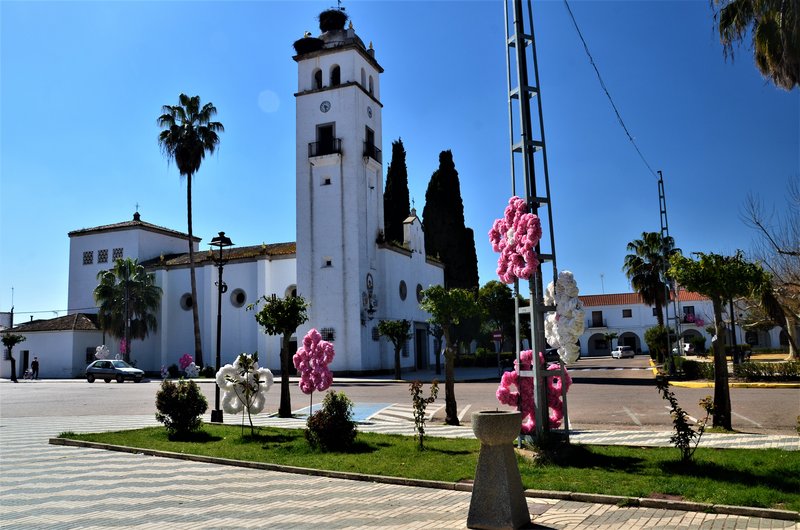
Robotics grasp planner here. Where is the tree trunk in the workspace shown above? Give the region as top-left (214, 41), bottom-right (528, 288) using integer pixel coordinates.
top-left (9, 353), bottom-right (17, 383)
top-left (278, 333), bottom-right (292, 418)
top-left (443, 328), bottom-right (459, 426)
top-left (394, 344), bottom-right (402, 380)
top-left (186, 173), bottom-right (204, 368)
top-left (711, 298), bottom-right (732, 430)
top-left (654, 299), bottom-right (664, 328)
top-left (784, 316), bottom-right (798, 361)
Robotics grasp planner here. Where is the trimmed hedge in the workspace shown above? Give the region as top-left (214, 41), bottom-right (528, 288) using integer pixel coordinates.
top-left (674, 358), bottom-right (799, 382)
top-left (733, 361), bottom-right (800, 382)
top-left (675, 358), bottom-right (715, 380)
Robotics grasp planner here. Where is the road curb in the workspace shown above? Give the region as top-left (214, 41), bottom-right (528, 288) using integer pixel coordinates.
top-left (49, 437), bottom-right (800, 522)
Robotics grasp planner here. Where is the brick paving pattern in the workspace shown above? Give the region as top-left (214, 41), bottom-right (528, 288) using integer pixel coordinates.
top-left (0, 415), bottom-right (797, 529)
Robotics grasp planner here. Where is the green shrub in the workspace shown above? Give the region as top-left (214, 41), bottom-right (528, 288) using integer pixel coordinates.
top-left (199, 365), bottom-right (215, 378)
top-left (167, 363), bottom-right (180, 378)
top-left (733, 361), bottom-right (799, 382)
top-left (679, 359), bottom-right (715, 380)
top-left (689, 336), bottom-right (706, 354)
top-left (305, 390), bottom-right (357, 452)
top-left (155, 379), bottom-right (208, 438)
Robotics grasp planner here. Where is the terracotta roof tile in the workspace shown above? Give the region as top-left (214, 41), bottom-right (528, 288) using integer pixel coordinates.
top-left (579, 290), bottom-right (709, 307)
top-left (10, 313), bottom-right (99, 333)
top-left (141, 242), bottom-right (296, 269)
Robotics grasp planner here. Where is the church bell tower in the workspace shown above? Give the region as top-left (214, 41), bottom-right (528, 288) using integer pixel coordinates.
top-left (294, 9), bottom-right (385, 370)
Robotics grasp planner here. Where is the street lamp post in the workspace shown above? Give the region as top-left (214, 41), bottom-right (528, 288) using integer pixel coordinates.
top-left (209, 231), bottom-right (233, 423)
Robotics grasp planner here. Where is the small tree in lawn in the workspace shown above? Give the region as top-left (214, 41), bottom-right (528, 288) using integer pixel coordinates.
top-left (2, 334), bottom-right (25, 383)
top-left (669, 251), bottom-right (768, 430)
top-left (249, 294), bottom-right (309, 418)
top-left (419, 285), bottom-right (479, 426)
top-left (377, 319), bottom-right (412, 380)
top-left (409, 380), bottom-right (438, 450)
top-left (293, 328), bottom-right (335, 413)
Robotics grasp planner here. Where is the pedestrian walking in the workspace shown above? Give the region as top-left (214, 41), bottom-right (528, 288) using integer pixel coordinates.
top-left (31, 356), bottom-right (39, 379)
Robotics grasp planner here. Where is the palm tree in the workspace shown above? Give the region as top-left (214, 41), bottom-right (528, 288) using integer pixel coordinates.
top-left (94, 258), bottom-right (162, 362)
top-left (623, 232), bottom-right (681, 327)
top-left (712, 0), bottom-right (799, 90)
top-left (158, 94), bottom-right (224, 367)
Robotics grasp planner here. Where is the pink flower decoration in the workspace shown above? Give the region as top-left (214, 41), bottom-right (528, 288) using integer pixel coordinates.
top-left (119, 339), bottom-right (128, 355)
top-left (495, 350), bottom-right (572, 433)
top-left (293, 328), bottom-right (335, 395)
top-left (488, 196), bottom-right (543, 283)
top-left (178, 353), bottom-right (194, 370)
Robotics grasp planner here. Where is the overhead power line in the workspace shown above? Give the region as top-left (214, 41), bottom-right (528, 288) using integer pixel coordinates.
top-left (563, 0), bottom-right (659, 179)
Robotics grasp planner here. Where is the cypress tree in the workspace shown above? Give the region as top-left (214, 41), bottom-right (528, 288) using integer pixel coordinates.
top-left (422, 150), bottom-right (479, 290)
top-left (383, 138), bottom-right (410, 244)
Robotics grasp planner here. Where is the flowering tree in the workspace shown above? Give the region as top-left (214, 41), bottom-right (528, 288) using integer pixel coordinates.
top-left (544, 271), bottom-right (585, 363)
top-left (496, 350), bottom-right (572, 433)
top-left (216, 352), bottom-right (274, 435)
top-left (489, 196), bottom-right (542, 284)
top-left (293, 329), bottom-right (335, 412)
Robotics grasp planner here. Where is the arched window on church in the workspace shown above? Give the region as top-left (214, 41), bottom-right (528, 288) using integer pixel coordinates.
top-left (368, 75), bottom-right (374, 95)
top-left (330, 65), bottom-right (341, 87)
top-left (313, 68), bottom-right (323, 90)
top-left (360, 68), bottom-right (366, 88)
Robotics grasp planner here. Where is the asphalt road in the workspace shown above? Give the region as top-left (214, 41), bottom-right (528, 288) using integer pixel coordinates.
top-left (1, 357), bottom-right (797, 435)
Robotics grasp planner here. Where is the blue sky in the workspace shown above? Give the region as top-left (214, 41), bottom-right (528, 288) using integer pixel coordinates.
top-left (1, 0), bottom-right (797, 320)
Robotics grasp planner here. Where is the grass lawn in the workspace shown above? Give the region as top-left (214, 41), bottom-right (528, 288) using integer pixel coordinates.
top-left (60, 425), bottom-right (800, 512)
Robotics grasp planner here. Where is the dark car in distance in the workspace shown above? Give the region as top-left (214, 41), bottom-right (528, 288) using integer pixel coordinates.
top-left (86, 360), bottom-right (144, 383)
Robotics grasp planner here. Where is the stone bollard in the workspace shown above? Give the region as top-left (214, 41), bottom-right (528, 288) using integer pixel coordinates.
top-left (467, 410), bottom-right (531, 530)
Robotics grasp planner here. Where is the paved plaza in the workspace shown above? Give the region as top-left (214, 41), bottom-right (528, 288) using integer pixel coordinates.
top-left (1, 412), bottom-right (798, 529)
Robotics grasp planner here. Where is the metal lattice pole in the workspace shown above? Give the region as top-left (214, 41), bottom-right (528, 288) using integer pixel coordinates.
top-left (504, 0), bottom-right (565, 442)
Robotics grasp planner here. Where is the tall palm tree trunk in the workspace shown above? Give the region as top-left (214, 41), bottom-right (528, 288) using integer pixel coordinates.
top-left (711, 299), bottom-right (732, 430)
top-left (186, 174), bottom-right (204, 368)
top-left (654, 299), bottom-right (665, 328)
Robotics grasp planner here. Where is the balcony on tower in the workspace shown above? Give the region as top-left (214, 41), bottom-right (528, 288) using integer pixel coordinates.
top-left (308, 138), bottom-right (342, 158)
top-left (363, 141), bottom-right (381, 164)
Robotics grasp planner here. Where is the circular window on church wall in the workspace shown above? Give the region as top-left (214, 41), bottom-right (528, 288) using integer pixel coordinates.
top-left (416, 284), bottom-right (424, 303)
top-left (179, 293), bottom-right (193, 311)
top-left (399, 280), bottom-right (407, 301)
top-left (230, 289), bottom-right (246, 308)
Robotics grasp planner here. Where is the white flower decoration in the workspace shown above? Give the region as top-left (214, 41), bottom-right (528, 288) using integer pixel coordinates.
top-left (544, 271), bottom-right (586, 364)
top-left (216, 353), bottom-right (274, 415)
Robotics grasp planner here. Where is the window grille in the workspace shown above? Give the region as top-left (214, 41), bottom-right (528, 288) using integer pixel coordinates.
top-left (112, 248), bottom-right (123, 260)
top-left (371, 327), bottom-right (380, 341)
top-left (83, 251), bottom-right (93, 265)
top-left (320, 328), bottom-right (335, 341)
top-left (98, 249), bottom-right (108, 263)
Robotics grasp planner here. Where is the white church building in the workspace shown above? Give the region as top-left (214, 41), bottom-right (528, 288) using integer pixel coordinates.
top-left (2, 15), bottom-right (445, 379)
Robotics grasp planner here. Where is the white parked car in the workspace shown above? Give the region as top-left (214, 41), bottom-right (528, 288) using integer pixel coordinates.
top-left (671, 343), bottom-right (694, 356)
top-left (611, 346), bottom-right (635, 359)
